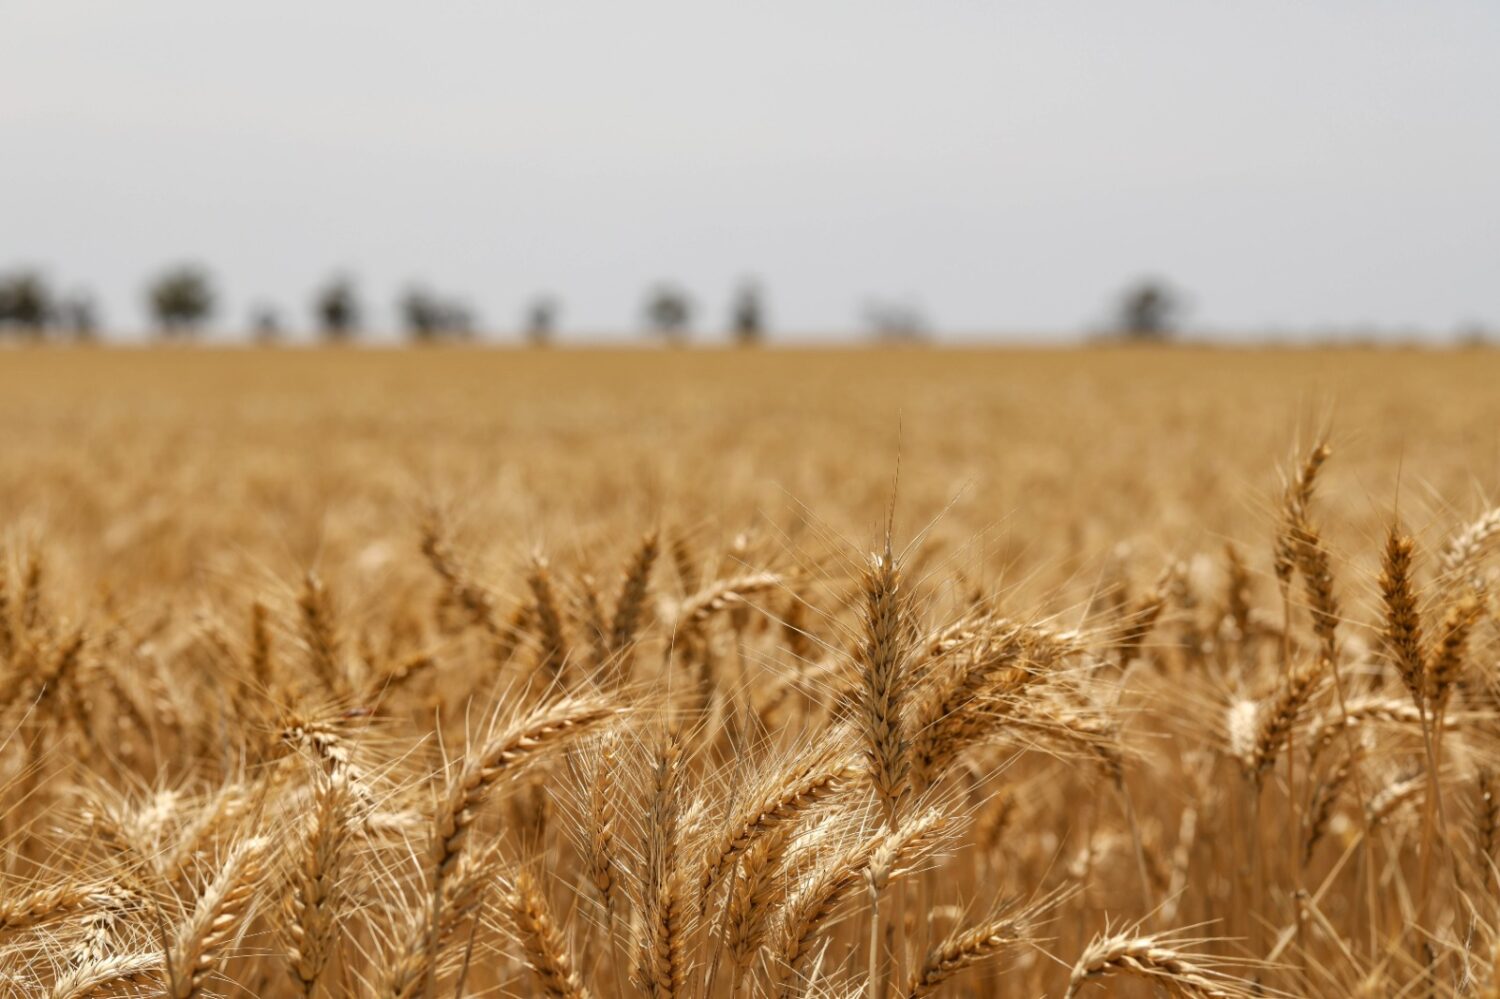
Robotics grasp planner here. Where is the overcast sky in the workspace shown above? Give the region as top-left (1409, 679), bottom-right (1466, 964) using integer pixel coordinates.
top-left (3, 2), bottom-right (1498, 342)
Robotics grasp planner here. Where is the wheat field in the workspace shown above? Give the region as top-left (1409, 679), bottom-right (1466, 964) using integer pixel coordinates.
top-left (2, 345), bottom-right (1500, 997)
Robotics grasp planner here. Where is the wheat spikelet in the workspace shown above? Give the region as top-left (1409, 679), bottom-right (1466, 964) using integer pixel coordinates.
top-left (1005, 703), bottom-right (1126, 785)
top-left (248, 599), bottom-right (275, 693)
top-left (1305, 698), bottom-right (1424, 763)
top-left (724, 825), bottom-right (794, 978)
top-left (298, 571), bottom-right (346, 696)
top-left (48, 953), bottom-right (161, 999)
top-left (1293, 522), bottom-right (1340, 663)
top-left (420, 521), bottom-right (498, 628)
top-left (909, 629), bottom-right (1042, 788)
top-left (1117, 565), bottom-right (1173, 667)
top-left (69, 888), bottom-right (137, 967)
top-left (1442, 506), bottom-right (1500, 594)
top-left (900, 911), bottom-right (1029, 999)
top-left (433, 695), bottom-right (618, 883)
top-left (1222, 542), bottom-right (1252, 640)
top-left (577, 572), bottom-right (609, 669)
top-left (280, 709), bottom-right (365, 789)
top-left (1253, 658), bottom-right (1326, 779)
top-left (669, 533), bottom-right (699, 596)
top-left (608, 531), bottom-right (659, 668)
top-left (33, 626), bottom-right (87, 714)
top-left (675, 571), bottom-right (783, 638)
top-left (1065, 932), bottom-right (1253, 998)
top-left (1274, 442), bottom-right (1331, 589)
top-left (528, 554), bottom-right (571, 678)
top-left (778, 809), bottom-right (947, 978)
top-left (588, 734), bottom-right (621, 915)
top-left (700, 747), bottom-right (852, 904)
top-left (1426, 592), bottom-right (1484, 712)
top-left (639, 734), bottom-right (687, 999)
top-left (508, 869), bottom-right (591, 999)
top-left (282, 772), bottom-right (352, 997)
top-left (1379, 528), bottom-right (1426, 705)
top-left (20, 549), bottom-right (43, 633)
top-left (168, 835), bottom-right (268, 999)
top-left (856, 543), bottom-right (914, 827)
top-left (378, 845), bottom-right (501, 999)
top-left (0, 883), bottom-right (117, 935)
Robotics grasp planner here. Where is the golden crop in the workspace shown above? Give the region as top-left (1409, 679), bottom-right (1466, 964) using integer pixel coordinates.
top-left (1, 345), bottom-right (1498, 997)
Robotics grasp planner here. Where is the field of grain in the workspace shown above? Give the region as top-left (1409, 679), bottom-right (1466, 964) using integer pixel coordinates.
top-left (2, 346), bottom-right (1500, 997)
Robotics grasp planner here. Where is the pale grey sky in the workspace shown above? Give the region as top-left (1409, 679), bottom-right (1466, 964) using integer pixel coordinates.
top-left (2, 1), bottom-right (1498, 341)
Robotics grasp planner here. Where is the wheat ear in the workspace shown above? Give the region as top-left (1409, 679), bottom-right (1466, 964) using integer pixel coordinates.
top-left (432, 696), bottom-right (618, 883)
top-left (508, 869), bottom-right (591, 999)
top-left (899, 912), bottom-right (1029, 999)
top-left (1065, 933), bottom-right (1253, 998)
top-left (168, 835), bottom-right (268, 999)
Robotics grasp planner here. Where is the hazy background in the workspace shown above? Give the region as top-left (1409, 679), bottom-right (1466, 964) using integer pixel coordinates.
top-left (3, 1), bottom-right (1498, 342)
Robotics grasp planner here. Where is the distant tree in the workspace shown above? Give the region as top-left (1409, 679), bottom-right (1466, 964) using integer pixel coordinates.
top-left (0, 271), bottom-right (55, 339)
top-left (400, 287), bottom-right (475, 343)
top-left (401, 288), bottom-right (443, 342)
top-left (56, 292), bottom-right (98, 341)
top-left (444, 302), bottom-right (476, 339)
top-left (1115, 279), bottom-right (1181, 341)
top-left (1457, 321), bottom-right (1491, 349)
top-left (313, 276), bottom-right (361, 342)
top-left (644, 284), bottom-right (693, 344)
top-left (862, 300), bottom-right (928, 343)
top-left (525, 297), bottom-right (558, 347)
top-left (147, 265), bottom-right (214, 338)
top-left (250, 304), bottom-right (283, 343)
top-left (730, 280), bottom-right (765, 346)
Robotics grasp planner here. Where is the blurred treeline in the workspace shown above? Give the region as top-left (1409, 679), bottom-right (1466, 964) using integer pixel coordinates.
top-left (4, 264), bottom-right (1455, 345)
top-left (0, 266), bottom-right (778, 345)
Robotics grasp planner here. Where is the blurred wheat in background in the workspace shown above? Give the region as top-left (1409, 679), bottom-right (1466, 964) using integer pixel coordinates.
top-left (0, 347), bottom-right (1498, 996)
